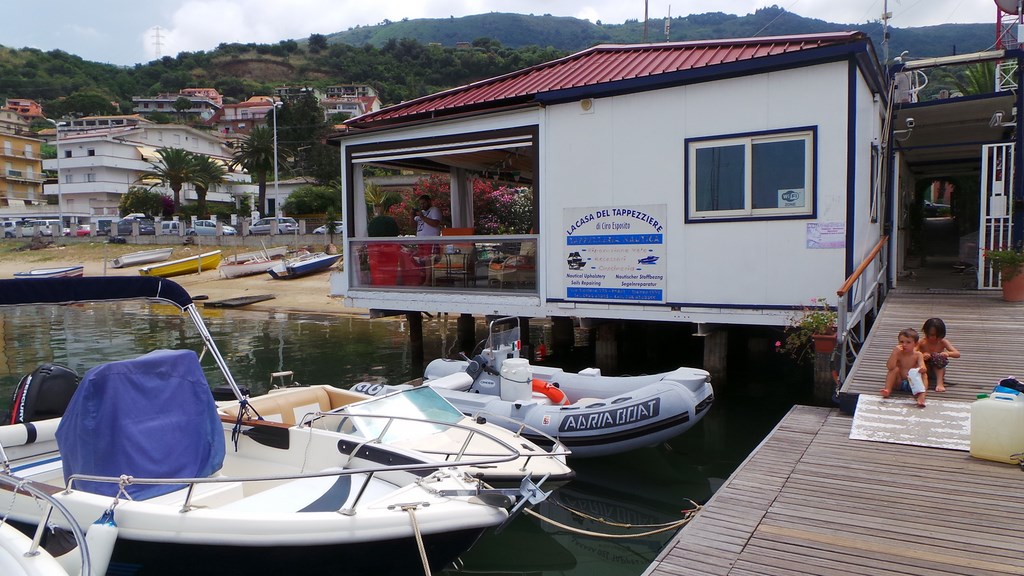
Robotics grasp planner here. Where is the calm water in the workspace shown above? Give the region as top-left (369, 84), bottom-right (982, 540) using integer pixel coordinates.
top-left (0, 302), bottom-right (805, 576)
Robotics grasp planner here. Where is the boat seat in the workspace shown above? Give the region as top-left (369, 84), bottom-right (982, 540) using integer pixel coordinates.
top-left (429, 372), bottom-right (473, 391)
top-left (223, 387), bottom-right (334, 425)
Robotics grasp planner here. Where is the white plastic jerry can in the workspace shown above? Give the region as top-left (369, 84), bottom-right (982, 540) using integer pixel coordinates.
top-left (970, 392), bottom-right (1024, 464)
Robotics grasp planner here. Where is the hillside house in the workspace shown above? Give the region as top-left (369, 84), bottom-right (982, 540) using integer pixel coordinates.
top-left (41, 121), bottom-right (255, 225)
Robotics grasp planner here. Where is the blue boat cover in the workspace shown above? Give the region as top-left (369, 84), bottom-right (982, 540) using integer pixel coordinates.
top-left (0, 277), bottom-right (193, 310)
top-left (55, 349), bottom-right (225, 500)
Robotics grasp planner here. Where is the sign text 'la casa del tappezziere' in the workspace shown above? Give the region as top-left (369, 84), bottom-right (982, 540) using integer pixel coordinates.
top-left (563, 205), bottom-right (667, 303)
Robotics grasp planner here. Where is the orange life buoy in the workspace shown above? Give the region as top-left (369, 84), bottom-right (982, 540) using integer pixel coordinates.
top-left (532, 378), bottom-right (568, 405)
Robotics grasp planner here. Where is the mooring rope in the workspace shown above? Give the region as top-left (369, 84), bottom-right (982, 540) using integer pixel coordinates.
top-left (404, 504), bottom-right (432, 576)
top-left (523, 497), bottom-right (702, 539)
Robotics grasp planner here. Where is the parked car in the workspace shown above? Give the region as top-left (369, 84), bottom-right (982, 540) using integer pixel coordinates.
top-left (1, 221), bottom-right (17, 238)
top-left (21, 219), bottom-right (62, 237)
top-left (160, 221), bottom-right (183, 236)
top-left (248, 217), bottom-right (298, 235)
top-left (94, 218), bottom-right (115, 236)
top-left (923, 200), bottom-right (951, 218)
top-left (74, 225), bottom-right (92, 237)
top-left (116, 217), bottom-right (156, 236)
top-left (313, 220), bottom-right (344, 234)
top-left (188, 219), bottom-right (237, 236)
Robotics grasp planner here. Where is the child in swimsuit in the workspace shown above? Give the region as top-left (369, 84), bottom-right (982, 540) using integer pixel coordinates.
top-left (881, 327), bottom-right (928, 407)
top-left (917, 318), bottom-right (960, 393)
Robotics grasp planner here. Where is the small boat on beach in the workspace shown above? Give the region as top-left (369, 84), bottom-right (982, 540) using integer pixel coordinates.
top-left (267, 251), bottom-right (341, 280)
top-left (109, 247), bottom-right (173, 269)
top-left (219, 247), bottom-right (292, 279)
top-left (225, 245), bottom-right (288, 264)
top-left (139, 250), bottom-right (221, 277)
top-left (353, 317), bottom-right (714, 458)
top-left (12, 266), bottom-right (84, 279)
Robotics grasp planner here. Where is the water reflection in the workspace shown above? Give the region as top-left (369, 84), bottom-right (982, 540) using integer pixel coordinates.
top-left (0, 302), bottom-right (797, 576)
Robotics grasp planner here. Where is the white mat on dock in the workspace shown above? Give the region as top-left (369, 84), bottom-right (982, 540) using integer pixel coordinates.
top-left (849, 395), bottom-right (971, 451)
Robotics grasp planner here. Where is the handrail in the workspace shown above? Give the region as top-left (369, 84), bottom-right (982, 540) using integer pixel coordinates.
top-left (0, 473), bottom-right (91, 576)
top-left (837, 235), bottom-right (889, 297)
top-left (834, 235), bottom-right (890, 392)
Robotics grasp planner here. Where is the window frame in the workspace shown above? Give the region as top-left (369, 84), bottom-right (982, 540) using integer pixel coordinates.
top-left (685, 126), bottom-right (817, 223)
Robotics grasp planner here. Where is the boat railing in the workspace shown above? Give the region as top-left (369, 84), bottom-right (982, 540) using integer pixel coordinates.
top-left (64, 447), bottom-right (514, 515)
top-left (1, 473), bottom-right (91, 576)
top-left (303, 410), bottom-right (553, 465)
top-left (835, 235), bottom-right (890, 388)
top-left (457, 409), bottom-right (573, 464)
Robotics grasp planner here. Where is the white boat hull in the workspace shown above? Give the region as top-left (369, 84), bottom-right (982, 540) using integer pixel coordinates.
top-left (110, 248), bottom-right (174, 269)
top-left (355, 362), bottom-right (714, 458)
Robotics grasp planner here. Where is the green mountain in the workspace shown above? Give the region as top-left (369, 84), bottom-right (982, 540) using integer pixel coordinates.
top-left (327, 8), bottom-right (993, 58)
top-left (0, 8), bottom-right (997, 121)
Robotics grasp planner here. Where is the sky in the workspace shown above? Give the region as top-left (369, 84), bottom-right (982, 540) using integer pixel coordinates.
top-left (0, 1), bottom-right (1004, 66)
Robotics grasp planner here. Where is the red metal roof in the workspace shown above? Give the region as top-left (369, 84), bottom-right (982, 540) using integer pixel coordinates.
top-left (349, 32), bottom-right (868, 128)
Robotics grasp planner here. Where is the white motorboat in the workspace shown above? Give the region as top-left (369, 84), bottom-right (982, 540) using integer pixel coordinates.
top-left (219, 379), bottom-right (575, 486)
top-left (109, 247), bottom-right (174, 269)
top-left (353, 317), bottom-right (714, 458)
top-left (0, 278), bottom-right (544, 574)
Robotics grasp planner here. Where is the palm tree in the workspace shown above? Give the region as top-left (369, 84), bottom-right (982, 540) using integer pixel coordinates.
top-left (191, 155), bottom-right (228, 218)
top-left (144, 147), bottom-right (196, 209)
top-left (231, 126), bottom-right (276, 215)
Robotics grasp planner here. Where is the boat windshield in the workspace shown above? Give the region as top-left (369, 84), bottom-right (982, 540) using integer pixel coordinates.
top-left (328, 387), bottom-right (464, 442)
top-left (487, 323), bottom-right (520, 356)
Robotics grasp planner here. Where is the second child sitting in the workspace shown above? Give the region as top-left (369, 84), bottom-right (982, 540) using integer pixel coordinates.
top-left (917, 317), bottom-right (960, 393)
top-left (880, 327), bottom-right (929, 407)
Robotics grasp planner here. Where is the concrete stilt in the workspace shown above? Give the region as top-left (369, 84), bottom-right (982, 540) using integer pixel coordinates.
top-left (702, 329), bottom-right (728, 386)
top-left (551, 316), bottom-right (574, 361)
top-left (518, 317), bottom-right (532, 359)
top-left (457, 313), bottom-right (476, 355)
top-left (813, 345), bottom-right (837, 405)
top-left (595, 322), bottom-right (619, 373)
top-left (406, 312), bottom-right (424, 373)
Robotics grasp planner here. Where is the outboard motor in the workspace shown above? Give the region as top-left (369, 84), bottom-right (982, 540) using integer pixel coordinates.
top-left (6, 363), bottom-right (79, 424)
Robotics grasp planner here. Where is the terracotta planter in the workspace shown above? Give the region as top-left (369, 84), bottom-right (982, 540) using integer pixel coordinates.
top-left (1002, 267), bottom-right (1024, 302)
top-left (812, 332), bottom-right (837, 354)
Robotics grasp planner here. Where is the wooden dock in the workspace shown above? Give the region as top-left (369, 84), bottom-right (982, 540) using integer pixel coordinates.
top-left (645, 289), bottom-right (1024, 575)
top-left (842, 290), bottom-right (1024, 402)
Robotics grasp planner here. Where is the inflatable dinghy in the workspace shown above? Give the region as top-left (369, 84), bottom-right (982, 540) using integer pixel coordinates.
top-left (354, 317), bottom-right (713, 457)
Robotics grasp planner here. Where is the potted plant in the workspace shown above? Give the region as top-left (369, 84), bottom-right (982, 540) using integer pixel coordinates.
top-left (986, 247), bottom-right (1024, 301)
top-left (778, 297), bottom-right (838, 362)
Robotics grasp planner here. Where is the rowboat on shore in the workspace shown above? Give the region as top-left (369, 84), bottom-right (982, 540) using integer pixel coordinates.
top-left (220, 247), bottom-right (293, 279)
top-left (139, 250), bottom-right (222, 277)
top-left (267, 252), bottom-right (341, 280)
top-left (13, 265), bottom-right (84, 279)
top-left (110, 247), bottom-right (174, 269)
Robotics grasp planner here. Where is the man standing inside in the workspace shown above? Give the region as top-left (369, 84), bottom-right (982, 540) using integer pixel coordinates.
top-left (413, 194), bottom-right (443, 271)
top-left (414, 194), bottom-right (442, 238)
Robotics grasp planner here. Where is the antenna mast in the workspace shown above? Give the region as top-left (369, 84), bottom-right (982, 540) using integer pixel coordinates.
top-left (643, 0), bottom-right (649, 43)
top-left (152, 26), bottom-right (164, 59)
top-left (665, 5), bottom-right (671, 42)
top-left (995, 0), bottom-right (1023, 92)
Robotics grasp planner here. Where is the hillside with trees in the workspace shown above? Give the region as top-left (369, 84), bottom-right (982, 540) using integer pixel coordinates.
top-left (0, 8), bottom-right (997, 122)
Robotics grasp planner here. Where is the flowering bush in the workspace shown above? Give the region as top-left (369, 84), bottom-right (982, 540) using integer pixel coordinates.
top-left (778, 297), bottom-right (837, 362)
top-left (381, 175), bottom-right (533, 236)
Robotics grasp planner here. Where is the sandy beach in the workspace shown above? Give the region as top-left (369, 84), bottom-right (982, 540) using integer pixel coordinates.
top-left (0, 239), bottom-right (367, 317)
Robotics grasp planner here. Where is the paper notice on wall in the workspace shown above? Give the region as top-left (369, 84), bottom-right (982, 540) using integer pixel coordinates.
top-left (806, 222), bottom-right (845, 249)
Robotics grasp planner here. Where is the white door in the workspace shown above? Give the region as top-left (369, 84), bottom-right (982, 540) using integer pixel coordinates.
top-left (978, 143), bottom-right (1015, 289)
